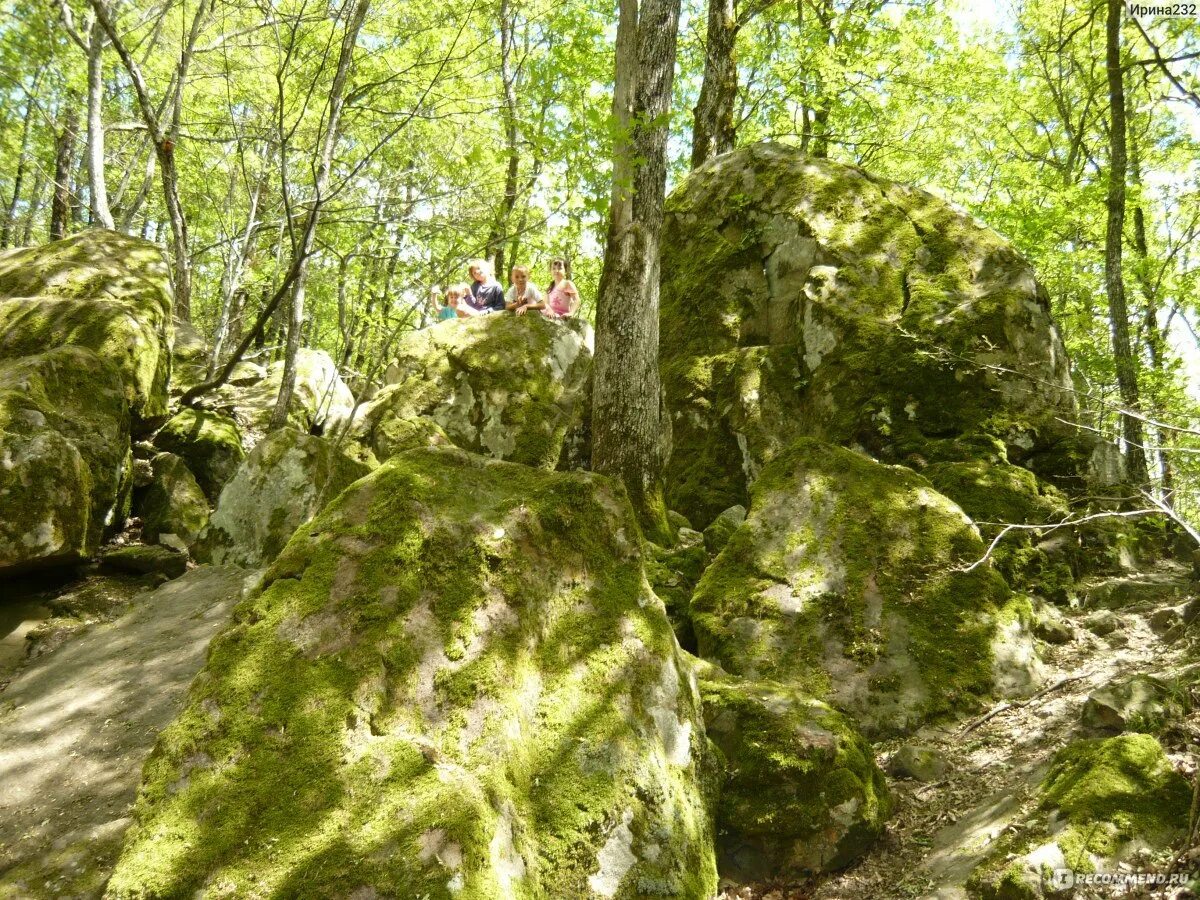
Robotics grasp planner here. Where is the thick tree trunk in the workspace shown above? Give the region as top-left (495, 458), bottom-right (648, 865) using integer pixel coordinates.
top-left (1104, 0), bottom-right (1148, 484)
top-left (592, 0), bottom-right (681, 542)
top-left (85, 16), bottom-right (114, 229)
top-left (270, 0), bottom-right (370, 429)
top-left (49, 107), bottom-right (79, 241)
top-left (691, 0), bottom-right (738, 168)
top-left (2, 93), bottom-right (37, 248)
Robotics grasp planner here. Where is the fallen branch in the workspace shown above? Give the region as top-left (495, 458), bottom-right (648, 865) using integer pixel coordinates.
top-left (959, 509), bottom-right (1158, 574)
top-left (960, 672), bottom-right (1091, 735)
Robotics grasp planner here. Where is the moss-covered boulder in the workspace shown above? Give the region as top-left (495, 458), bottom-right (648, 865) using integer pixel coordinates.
top-left (966, 734), bottom-right (1190, 898)
top-left (346, 412), bottom-right (454, 468)
top-left (107, 447), bottom-right (718, 899)
top-left (0, 229), bottom-right (173, 424)
top-left (214, 348), bottom-right (356, 440)
top-left (352, 314), bottom-right (591, 469)
top-left (197, 428), bottom-right (369, 568)
top-left (696, 661), bottom-right (890, 881)
top-left (152, 408), bottom-right (244, 503)
top-left (0, 346), bottom-right (131, 574)
top-left (691, 438), bottom-right (1027, 736)
top-left (170, 318), bottom-right (208, 396)
top-left (138, 452), bottom-right (210, 549)
top-left (660, 143), bottom-right (1086, 528)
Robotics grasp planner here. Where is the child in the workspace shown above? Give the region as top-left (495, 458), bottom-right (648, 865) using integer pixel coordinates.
top-left (436, 285), bottom-right (460, 321)
top-left (544, 258), bottom-right (579, 318)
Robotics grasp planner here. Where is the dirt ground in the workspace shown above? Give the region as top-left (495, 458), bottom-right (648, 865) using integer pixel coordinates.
top-left (0, 566), bottom-right (248, 899)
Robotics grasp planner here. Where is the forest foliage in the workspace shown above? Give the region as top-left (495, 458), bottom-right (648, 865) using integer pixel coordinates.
top-left (0, 0), bottom-right (1198, 517)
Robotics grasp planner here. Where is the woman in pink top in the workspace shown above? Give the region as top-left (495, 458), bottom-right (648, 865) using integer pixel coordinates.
top-left (544, 258), bottom-right (579, 318)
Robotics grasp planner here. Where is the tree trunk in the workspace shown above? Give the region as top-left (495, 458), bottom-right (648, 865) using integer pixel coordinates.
top-left (691, 0), bottom-right (738, 168)
top-left (270, 0), bottom-right (370, 429)
top-left (1128, 111), bottom-right (1173, 500)
top-left (2, 93), bottom-right (38, 248)
top-left (210, 169), bottom-right (264, 375)
top-left (592, 0), bottom-right (681, 542)
top-left (1104, 0), bottom-right (1148, 484)
top-left (49, 107), bottom-right (79, 241)
top-left (22, 169), bottom-right (45, 245)
top-left (85, 15), bottom-right (115, 229)
top-left (487, 0), bottom-right (521, 278)
top-left (88, 0), bottom-right (210, 320)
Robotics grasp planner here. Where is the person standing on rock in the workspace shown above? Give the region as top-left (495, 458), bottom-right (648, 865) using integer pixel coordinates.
top-left (506, 264), bottom-right (544, 315)
top-left (543, 258), bottom-right (579, 318)
top-left (465, 260), bottom-right (506, 315)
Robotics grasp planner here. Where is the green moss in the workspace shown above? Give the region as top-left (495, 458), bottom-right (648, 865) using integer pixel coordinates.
top-left (698, 669), bottom-right (890, 880)
top-left (353, 315), bottom-right (590, 471)
top-left (0, 229), bottom-right (174, 423)
top-left (0, 346), bottom-right (131, 571)
top-left (153, 408), bottom-right (245, 503)
top-left (107, 447), bottom-right (718, 898)
top-left (692, 438), bottom-right (1011, 736)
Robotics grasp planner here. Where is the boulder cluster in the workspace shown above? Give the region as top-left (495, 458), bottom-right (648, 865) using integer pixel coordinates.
top-left (0, 144), bottom-right (1190, 898)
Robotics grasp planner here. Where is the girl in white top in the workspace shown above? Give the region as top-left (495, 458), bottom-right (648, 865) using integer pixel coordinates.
top-left (506, 265), bottom-right (545, 314)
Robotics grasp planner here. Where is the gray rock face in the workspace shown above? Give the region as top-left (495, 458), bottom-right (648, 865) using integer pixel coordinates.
top-left (0, 346), bottom-right (131, 574)
top-left (152, 408), bottom-right (245, 503)
top-left (214, 348), bottom-right (356, 440)
top-left (659, 143), bottom-right (1082, 528)
top-left (885, 745), bottom-right (948, 782)
top-left (0, 229), bottom-right (174, 424)
top-left (690, 438), bottom-right (1030, 737)
top-left (198, 427), bottom-right (369, 568)
top-left (352, 314), bottom-right (591, 469)
top-left (108, 448), bottom-right (719, 898)
top-left (138, 452), bottom-right (209, 549)
top-left (703, 504), bottom-right (745, 554)
top-left (1081, 674), bottom-right (1187, 732)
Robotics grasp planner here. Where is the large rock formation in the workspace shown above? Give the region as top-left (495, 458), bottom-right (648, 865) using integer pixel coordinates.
top-left (107, 448), bottom-right (719, 898)
top-left (966, 733), bottom-right (1190, 897)
top-left (0, 346), bottom-right (131, 574)
top-left (696, 661), bottom-right (890, 881)
top-left (152, 408), bottom-right (245, 503)
top-left (659, 143), bottom-right (1085, 528)
top-left (198, 427), bottom-right (369, 568)
top-left (691, 439), bottom-right (1030, 736)
top-left (352, 314), bottom-right (591, 468)
top-left (138, 452), bottom-right (210, 550)
top-left (213, 348), bottom-right (356, 440)
top-left (0, 230), bottom-right (173, 424)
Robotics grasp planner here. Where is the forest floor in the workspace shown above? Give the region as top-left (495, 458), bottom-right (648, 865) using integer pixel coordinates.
top-left (718, 561), bottom-right (1200, 900)
top-left (0, 566), bottom-right (248, 898)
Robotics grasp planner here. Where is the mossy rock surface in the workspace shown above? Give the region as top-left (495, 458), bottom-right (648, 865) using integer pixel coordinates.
top-left (0, 346), bottom-right (131, 574)
top-left (107, 447), bottom-right (718, 899)
top-left (966, 733), bottom-right (1190, 898)
top-left (197, 427), bottom-right (369, 568)
top-left (215, 348), bottom-right (356, 440)
top-left (153, 409), bottom-right (245, 503)
top-left (659, 143), bottom-right (1083, 528)
top-left (696, 662), bottom-right (890, 880)
top-left (352, 314), bottom-right (591, 469)
top-left (691, 438), bottom-right (1015, 737)
top-left (0, 229), bottom-right (173, 423)
top-left (138, 452), bottom-right (210, 549)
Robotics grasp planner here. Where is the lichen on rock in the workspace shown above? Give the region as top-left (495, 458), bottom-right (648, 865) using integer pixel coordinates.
top-left (106, 447), bottom-right (718, 899)
top-left (0, 229), bottom-right (174, 424)
top-left (352, 314), bottom-right (591, 469)
top-left (152, 408), bottom-right (245, 503)
top-left (691, 437), bottom-right (1020, 736)
top-left (659, 143), bottom-right (1082, 528)
top-left (694, 659), bottom-right (890, 881)
top-left (197, 427), bottom-right (369, 568)
top-left (0, 346), bottom-right (131, 574)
